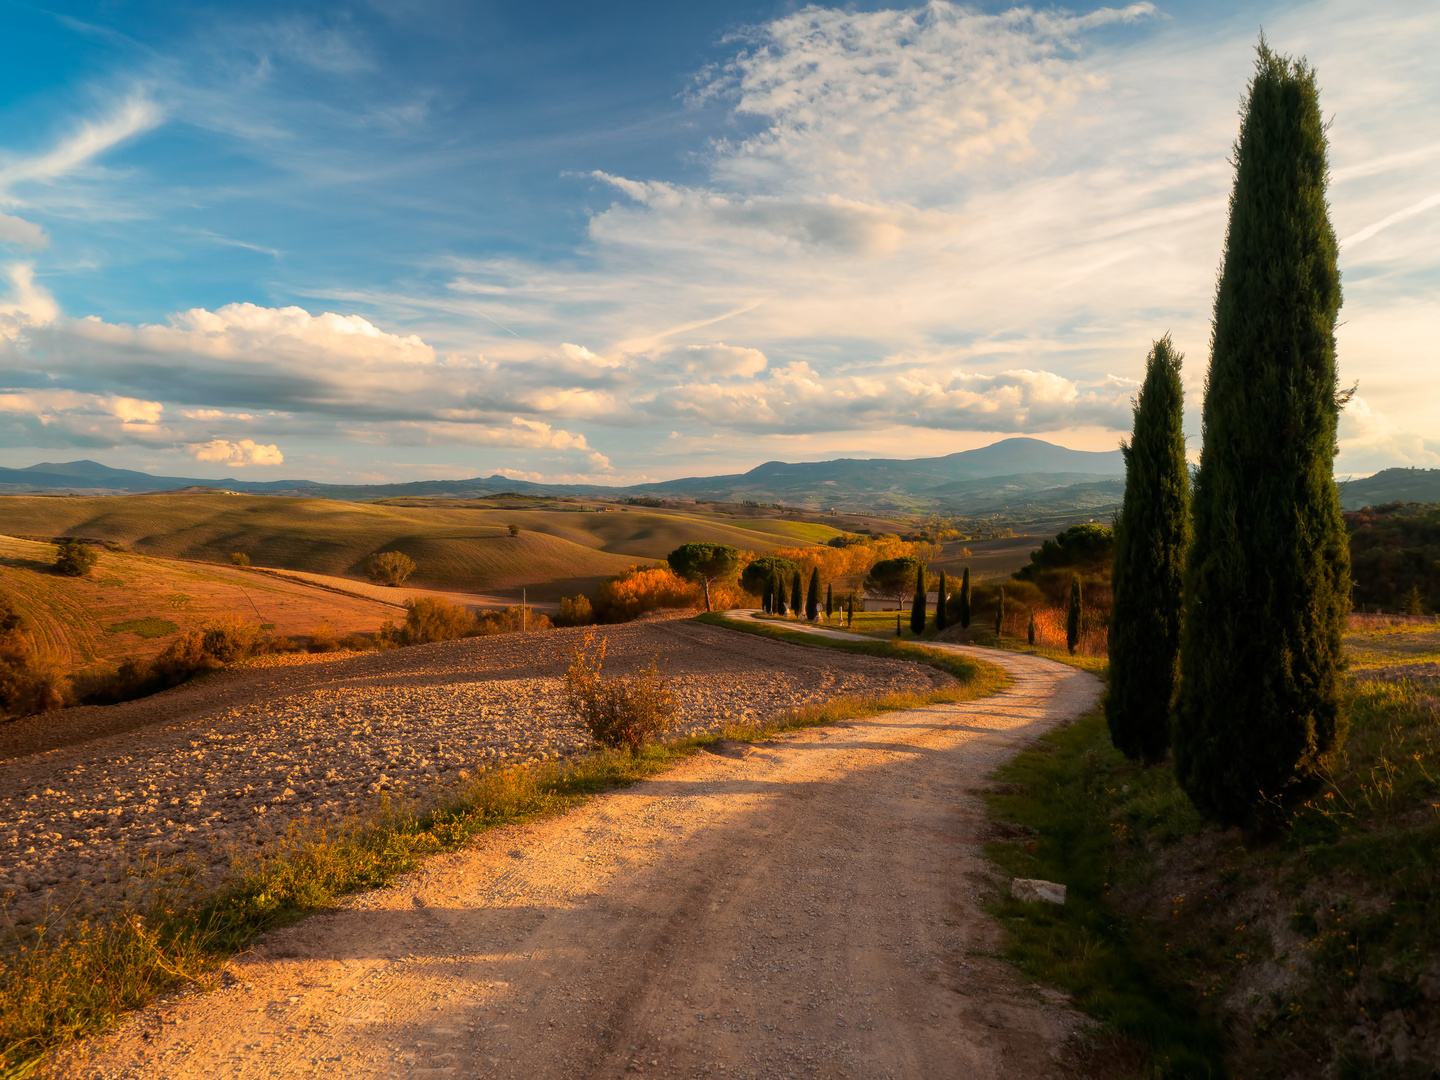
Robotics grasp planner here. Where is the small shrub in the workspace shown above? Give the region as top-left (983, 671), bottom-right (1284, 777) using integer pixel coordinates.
top-left (53, 541), bottom-right (99, 577)
top-left (309, 620), bottom-right (338, 652)
top-left (403, 597), bottom-right (473, 644)
top-left (229, 552), bottom-right (251, 567)
top-left (474, 606), bottom-right (553, 635)
top-left (563, 630), bottom-right (676, 753)
top-left (367, 551), bottom-right (416, 586)
top-left (555, 595), bottom-right (594, 627)
top-left (201, 615), bottom-right (258, 662)
top-left (507, 523), bottom-right (520, 537)
top-left (592, 565), bottom-right (701, 623)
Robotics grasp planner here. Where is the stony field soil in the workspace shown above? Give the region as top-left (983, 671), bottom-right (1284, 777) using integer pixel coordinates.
top-left (0, 615), bottom-right (944, 931)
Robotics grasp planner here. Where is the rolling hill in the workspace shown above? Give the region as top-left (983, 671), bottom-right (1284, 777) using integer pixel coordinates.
top-left (0, 494), bottom-right (827, 599)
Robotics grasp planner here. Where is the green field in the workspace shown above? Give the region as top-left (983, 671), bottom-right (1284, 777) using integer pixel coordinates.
top-left (0, 494), bottom-right (835, 598)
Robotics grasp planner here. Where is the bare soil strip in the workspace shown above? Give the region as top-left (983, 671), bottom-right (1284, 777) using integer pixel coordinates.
top-left (62, 633), bottom-right (1099, 1080)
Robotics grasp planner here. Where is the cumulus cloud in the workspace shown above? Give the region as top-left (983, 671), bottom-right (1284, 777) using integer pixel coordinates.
top-left (1337, 396), bottom-right (1440, 473)
top-left (0, 213), bottom-right (46, 248)
top-left (0, 389), bottom-right (165, 448)
top-left (189, 438), bottom-right (284, 466)
top-left (666, 343), bottom-right (768, 379)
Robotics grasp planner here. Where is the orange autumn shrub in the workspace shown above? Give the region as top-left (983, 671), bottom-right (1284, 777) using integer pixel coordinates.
top-left (593, 565), bottom-right (756, 623)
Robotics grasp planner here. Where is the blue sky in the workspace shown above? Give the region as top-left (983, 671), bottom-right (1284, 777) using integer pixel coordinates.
top-left (0, 0), bottom-right (1436, 484)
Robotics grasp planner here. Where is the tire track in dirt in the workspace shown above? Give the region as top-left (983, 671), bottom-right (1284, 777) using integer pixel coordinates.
top-left (63, 629), bottom-right (1101, 1080)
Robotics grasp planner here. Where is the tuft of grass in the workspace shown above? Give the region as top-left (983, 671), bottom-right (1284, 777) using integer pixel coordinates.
top-left (698, 611), bottom-right (1012, 693)
top-left (102, 618), bottom-right (178, 639)
top-left (0, 676), bottom-right (978, 1077)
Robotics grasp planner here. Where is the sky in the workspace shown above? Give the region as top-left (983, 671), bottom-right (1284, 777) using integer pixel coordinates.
top-left (0, 0), bottom-right (1436, 485)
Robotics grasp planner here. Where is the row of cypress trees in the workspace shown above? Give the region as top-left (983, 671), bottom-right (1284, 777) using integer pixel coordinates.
top-left (1106, 42), bottom-right (1351, 828)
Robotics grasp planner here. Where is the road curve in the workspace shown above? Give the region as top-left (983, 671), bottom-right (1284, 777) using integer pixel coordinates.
top-left (66, 618), bottom-right (1102, 1080)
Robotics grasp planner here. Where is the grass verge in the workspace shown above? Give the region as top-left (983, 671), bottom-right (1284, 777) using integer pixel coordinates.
top-left (697, 611), bottom-right (1012, 694)
top-left (983, 702), bottom-right (1226, 1077)
top-left (0, 674), bottom-right (986, 1078)
top-left (983, 672), bottom-right (1440, 1078)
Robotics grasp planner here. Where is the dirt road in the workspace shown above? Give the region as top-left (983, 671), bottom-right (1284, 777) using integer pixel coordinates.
top-left (67, 631), bottom-right (1101, 1080)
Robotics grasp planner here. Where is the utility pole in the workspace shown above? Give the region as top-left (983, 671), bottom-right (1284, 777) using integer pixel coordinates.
top-left (523, 588), bottom-right (527, 632)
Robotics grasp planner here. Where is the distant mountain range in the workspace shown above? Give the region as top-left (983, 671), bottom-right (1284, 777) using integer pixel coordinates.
top-left (0, 438), bottom-right (1128, 518)
top-left (6, 439), bottom-right (1434, 519)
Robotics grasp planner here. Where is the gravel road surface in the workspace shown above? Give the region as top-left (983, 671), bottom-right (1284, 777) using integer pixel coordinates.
top-left (1, 616), bottom-right (941, 930)
top-left (61, 624), bottom-right (1101, 1079)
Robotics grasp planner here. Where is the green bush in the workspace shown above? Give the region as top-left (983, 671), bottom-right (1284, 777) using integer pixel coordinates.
top-left (474, 606), bottom-right (553, 635)
top-left (53, 541), bottom-right (98, 577)
top-left (229, 552), bottom-right (250, 567)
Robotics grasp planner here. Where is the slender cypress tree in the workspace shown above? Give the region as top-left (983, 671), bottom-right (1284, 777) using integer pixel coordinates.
top-left (935, 570), bottom-right (948, 631)
top-left (994, 587), bottom-right (1005, 635)
top-left (762, 576), bottom-right (772, 614)
top-left (825, 582), bottom-right (834, 621)
top-left (959, 567), bottom-right (972, 628)
top-left (806, 568), bottom-right (820, 620)
top-left (1107, 336), bottom-right (1191, 763)
top-left (1067, 575), bottom-right (1082, 655)
top-left (1175, 43), bottom-right (1351, 826)
top-left (847, 594), bottom-right (854, 626)
top-left (790, 570), bottom-right (802, 616)
top-left (1027, 610), bottom-right (1037, 645)
top-left (774, 570), bottom-right (787, 616)
top-left (910, 565), bottom-right (927, 634)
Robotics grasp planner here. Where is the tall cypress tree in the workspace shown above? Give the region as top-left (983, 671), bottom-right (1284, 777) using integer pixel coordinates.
top-left (994, 587), bottom-right (1005, 635)
top-left (1175, 42), bottom-right (1351, 826)
top-left (806, 568), bottom-right (820, 620)
top-left (959, 566), bottom-right (972, 628)
top-left (1067, 575), bottom-right (1082, 655)
top-left (1107, 336), bottom-right (1190, 763)
top-left (910, 565), bottom-right (927, 634)
top-left (762, 576), bottom-right (772, 614)
top-left (774, 570), bottom-right (787, 616)
top-left (825, 582), bottom-right (833, 620)
top-left (935, 570), bottom-right (948, 631)
top-left (790, 570), bottom-right (803, 616)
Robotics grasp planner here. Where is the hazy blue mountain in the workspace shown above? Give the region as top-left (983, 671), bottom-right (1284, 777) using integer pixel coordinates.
top-left (0, 438), bottom-right (1129, 516)
top-left (1339, 468), bottom-right (1440, 510)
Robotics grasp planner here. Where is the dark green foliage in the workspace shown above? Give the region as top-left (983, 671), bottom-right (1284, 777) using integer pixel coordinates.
top-left (773, 570), bottom-right (787, 616)
top-left (806, 568), bottom-right (820, 620)
top-left (741, 556), bottom-right (799, 597)
top-left (935, 570), bottom-right (948, 631)
top-left (846, 594), bottom-right (853, 626)
top-left (1108, 336), bottom-right (1191, 763)
top-left (865, 556), bottom-right (921, 606)
top-left (1175, 43), bottom-right (1351, 827)
top-left (1067, 576), bottom-right (1082, 655)
top-left (1014, 524), bottom-right (1114, 583)
top-left (1346, 502), bottom-right (1440, 613)
top-left (909, 564), bottom-right (927, 634)
top-left (790, 570), bottom-right (802, 615)
top-left (667, 543), bottom-right (741, 612)
top-left (1027, 610), bottom-right (1036, 645)
top-left (53, 541), bottom-right (98, 577)
top-left (825, 582), bottom-right (833, 619)
top-left (960, 565), bottom-right (971, 628)
top-left (994, 587), bottom-right (1005, 635)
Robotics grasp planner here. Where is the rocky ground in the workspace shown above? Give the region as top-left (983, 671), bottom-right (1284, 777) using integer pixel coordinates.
top-left (0, 615), bottom-right (944, 931)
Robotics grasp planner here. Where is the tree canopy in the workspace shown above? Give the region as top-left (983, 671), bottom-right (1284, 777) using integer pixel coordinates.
top-left (667, 543), bottom-right (741, 613)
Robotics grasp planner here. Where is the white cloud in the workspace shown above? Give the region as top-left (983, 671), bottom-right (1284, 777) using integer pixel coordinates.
top-left (0, 96), bottom-right (162, 193)
top-left (1337, 396), bottom-right (1440, 473)
top-left (0, 265), bottom-right (59, 333)
top-left (670, 343), bottom-right (768, 378)
top-left (0, 212), bottom-right (46, 248)
top-left (189, 438), bottom-right (284, 466)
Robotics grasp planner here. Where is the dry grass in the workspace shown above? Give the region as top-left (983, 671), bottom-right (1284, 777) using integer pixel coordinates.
top-left (0, 536), bottom-right (397, 678)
